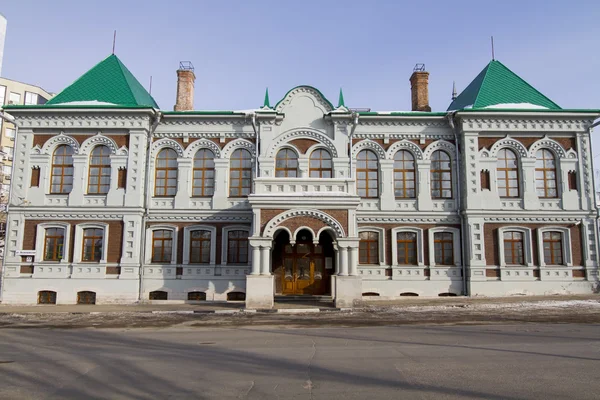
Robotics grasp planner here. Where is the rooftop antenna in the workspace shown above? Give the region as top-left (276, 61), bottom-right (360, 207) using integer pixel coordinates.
top-left (149, 76), bottom-right (153, 95)
top-left (112, 30), bottom-right (117, 54)
top-left (451, 81), bottom-right (457, 101)
top-left (491, 36), bottom-right (495, 60)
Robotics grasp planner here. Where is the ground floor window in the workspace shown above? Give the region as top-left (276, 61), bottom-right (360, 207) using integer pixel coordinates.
top-left (187, 291), bottom-right (206, 301)
top-left (77, 291), bottom-right (96, 305)
top-left (38, 290), bottom-right (57, 304)
top-left (149, 290), bottom-right (168, 300)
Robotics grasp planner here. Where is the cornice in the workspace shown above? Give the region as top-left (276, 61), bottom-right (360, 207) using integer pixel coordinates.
top-left (14, 113), bottom-right (151, 130)
top-left (23, 213), bottom-right (125, 220)
top-left (147, 215), bottom-right (252, 222)
top-left (358, 118), bottom-right (446, 127)
top-left (460, 118), bottom-right (593, 132)
top-left (161, 118), bottom-right (246, 127)
top-left (357, 216), bottom-right (461, 223)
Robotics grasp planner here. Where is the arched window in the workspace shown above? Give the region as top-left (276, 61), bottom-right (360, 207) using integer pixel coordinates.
top-left (82, 228), bottom-right (104, 262)
top-left (430, 150), bottom-right (452, 199)
top-left (535, 149), bottom-right (557, 198)
top-left (275, 148), bottom-right (299, 177)
top-left (155, 149), bottom-right (178, 197)
top-left (359, 231), bottom-right (379, 264)
top-left (357, 150), bottom-right (379, 198)
top-left (394, 150), bottom-right (416, 198)
top-left (192, 149), bottom-right (215, 197)
top-left (497, 148), bottom-right (519, 198)
top-left (229, 149), bottom-right (252, 197)
top-left (190, 230), bottom-right (211, 264)
top-left (152, 230), bottom-right (173, 263)
top-left (309, 149), bottom-right (333, 178)
top-left (44, 227), bottom-right (65, 261)
top-left (51, 145), bottom-right (74, 194)
top-left (503, 231), bottom-right (524, 265)
top-left (88, 145), bottom-right (111, 194)
top-left (543, 231), bottom-right (564, 265)
top-left (396, 232), bottom-right (417, 265)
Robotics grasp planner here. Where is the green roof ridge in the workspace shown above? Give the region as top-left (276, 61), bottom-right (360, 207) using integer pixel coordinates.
top-left (47, 54), bottom-right (159, 108)
top-left (338, 88), bottom-right (345, 107)
top-left (263, 87), bottom-right (271, 108)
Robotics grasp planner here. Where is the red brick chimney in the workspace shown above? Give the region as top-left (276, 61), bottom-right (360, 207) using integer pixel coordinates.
top-left (410, 64), bottom-right (431, 112)
top-left (174, 61), bottom-right (195, 111)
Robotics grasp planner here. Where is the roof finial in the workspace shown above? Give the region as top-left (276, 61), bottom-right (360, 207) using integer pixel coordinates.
top-left (452, 81), bottom-right (457, 101)
top-left (338, 87), bottom-right (345, 108)
top-left (491, 36), bottom-right (495, 61)
top-left (112, 30), bottom-right (117, 54)
top-left (263, 87), bottom-right (270, 108)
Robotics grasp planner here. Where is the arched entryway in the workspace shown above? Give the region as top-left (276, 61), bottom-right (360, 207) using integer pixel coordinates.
top-left (272, 228), bottom-right (335, 295)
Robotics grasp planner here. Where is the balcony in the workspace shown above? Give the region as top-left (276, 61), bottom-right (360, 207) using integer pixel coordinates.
top-left (250, 177), bottom-right (360, 207)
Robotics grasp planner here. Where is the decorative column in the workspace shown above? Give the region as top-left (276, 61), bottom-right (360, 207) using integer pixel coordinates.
top-left (416, 159), bottom-right (433, 210)
top-left (260, 245), bottom-right (271, 275)
top-left (174, 158), bottom-right (191, 208)
top-left (246, 237), bottom-right (274, 309)
top-left (107, 154), bottom-right (127, 206)
top-left (522, 158), bottom-right (539, 210)
top-left (338, 245), bottom-right (348, 276)
top-left (298, 158), bottom-right (309, 178)
top-left (68, 154), bottom-right (87, 206)
top-left (348, 246), bottom-right (359, 276)
top-left (251, 245), bottom-right (260, 275)
top-left (379, 159), bottom-right (395, 210)
top-left (212, 158), bottom-right (229, 209)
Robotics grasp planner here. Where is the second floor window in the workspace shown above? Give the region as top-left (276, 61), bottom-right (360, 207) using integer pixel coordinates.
top-left (155, 148), bottom-right (178, 197)
top-left (229, 149), bottom-right (252, 197)
top-left (82, 228), bottom-right (103, 262)
top-left (535, 149), bottom-right (558, 198)
top-left (88, 145), bottom-right (111, 194)
top-left (434, 232), bottom-right (454, 265)
top-left (543, 231), bottom-right (564, 265)
top-left (396, 232), bottom-right (417, 265)
top-left (192, 149), bottom-right (215, 197)
top-left (275, 148), bottom-right (299, 177)
top-left (44, 227), bottom-right (65, 261)
top-left (309, 149), bottom-right (333, 178)
top-left (152, 230), bottom-right (173, 263)
top-left (51, 145), bottom-right (74, 194)
top-left (227, 230), bottom-right (249, 263)
top-left (394, 150), bottom-right (416, 198)
top-left (357, 150), bottom-right (378, 198)
top-left (431, 150), bottom-right (452, 199)
top-left (190, 230), bottom-right (211, 264)
top-left (359, 231), bottom-right (379, 264)
top-left (497, 148), bottom-right (519, 198)
top-left (503, 231), bottom-right (524, 265)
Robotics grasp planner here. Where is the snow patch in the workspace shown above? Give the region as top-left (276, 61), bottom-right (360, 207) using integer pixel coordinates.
top-left (484, 103), bottom-right (548, 110)
top-left (55, 100), bottom-right (118, 106)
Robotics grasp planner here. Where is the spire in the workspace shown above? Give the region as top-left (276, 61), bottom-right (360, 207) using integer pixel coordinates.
top-left (263, 87), bottom-right (271, 108)
top-left (337, 87), bottom-right (345, 108)
top-left (451, 81), bottom-right (457, 101)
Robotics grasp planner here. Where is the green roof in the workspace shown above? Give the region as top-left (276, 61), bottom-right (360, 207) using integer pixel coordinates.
top-left (46, 54), bottom-right (159, 108)
top-left (448, 60), bottom-right (560, 111)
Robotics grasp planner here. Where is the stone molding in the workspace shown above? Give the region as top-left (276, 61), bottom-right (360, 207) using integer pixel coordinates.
top-left (263, 209), bottom-right (345, 238)
top-left (275, 86), bottom-right (333, 113)
top-left (151, 138), bottom-right (185, 158)
top-left (182, 139), bottom-right (222, 158)
top-left (462, 118), bottom-right (593, 132)
top-left (221, 138), bottom-right (256, 158)
top-left (351, 139), bottom-right (387, 160)
top-left (488, 136), bottom-right (528, 158)
top-left (267, 129), bottom-right (338, 157)
top-left (385, 139), bottom-right (424, 160)
top-left (79, 134), bottom-right (119, 155)
top-left (423, 139), bottom-right (456, 160)
top-left (36, 132), bottom-right (80, 155)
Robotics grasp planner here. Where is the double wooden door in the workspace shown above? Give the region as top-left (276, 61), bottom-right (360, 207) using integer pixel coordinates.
top-left (281, 242), bottom-right (328, 295)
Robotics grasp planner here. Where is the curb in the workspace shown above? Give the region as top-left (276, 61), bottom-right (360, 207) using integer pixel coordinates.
top-left (2, 308), bottom-right (351, 316)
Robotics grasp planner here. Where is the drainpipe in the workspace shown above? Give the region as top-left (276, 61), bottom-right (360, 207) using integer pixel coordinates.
top-left (138, 109), bottom-right (162, 302)
top-left (348, 112), bottom-right (359, 179)
top-left (0, 110), bottom-right (17, 303)
top-left (447, 111), bottom-right (468, 296)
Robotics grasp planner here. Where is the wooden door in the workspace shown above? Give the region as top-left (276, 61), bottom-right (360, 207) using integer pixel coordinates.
top-left (281, 242), bottom-right (328, 295)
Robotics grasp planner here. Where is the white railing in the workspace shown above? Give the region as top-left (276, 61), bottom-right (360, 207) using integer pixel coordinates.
top-left (253, 177), bottom-right (356, 196)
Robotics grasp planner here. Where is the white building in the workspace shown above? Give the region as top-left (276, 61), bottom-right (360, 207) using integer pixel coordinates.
top-left (0, 54), bottom-right (598, 307)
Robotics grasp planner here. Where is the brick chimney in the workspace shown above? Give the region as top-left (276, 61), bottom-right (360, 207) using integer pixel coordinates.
top-left (174, 61), bottom-right (195, 111)
top-left (409, 64), bottom-right (431, 112)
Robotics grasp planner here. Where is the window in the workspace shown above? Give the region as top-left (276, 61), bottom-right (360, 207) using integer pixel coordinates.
top-left (152, 230), bottom-right (173, 263)
top-left (568, 171), bottom-right (577, 191)
top-left (192, 149), bottom-right (215, 196)
top-left (430, 150), bottom-right (452, 199)
top-left (5, 128), bottom-right (15, 139)
top-left (227, 230), bottom-right (249, 264)
top-left (357, 150), bottom-right (379, 198)
top-left (31, 167), bottom-right (40, 187)
top-left (9, 92), bottom-right (21, 105)
top-left (77, 291), bottom-right (96, 305)
top-left (359, 231), bottom-right (379, 264)
top-left (44, 227), bottom-right (65, 261)
top-left (38, 291), bottom-right (57, 304)
top-left (88, 145), bottom-right (111, 194)
top-left (535, 149), bottom-right (557, 198)
top-left (309, 149), bottom-right (333, 178)
top-left (117, 168), bottom-right (127, 189)
top-left (497, 148), bottom-right (519, 198)
top-left (155, 148), bottom-right (178, 196)
top-left (393, 150), bottom-right (416, 198)
top-left (2, 165), bottom-right (11, 176)
top-left (229, 149), bottom-right (252, 197)
top-left (25, 92), bottom-right (39, 105)
top-left (503, 231), bottom-right (524, 265)
top-left (543, 231), bottom-right (564, 265)
top-left (480, 169), bottom-right (490, 190)
top-left (51, 145), bottom-right (74, 194)
top-left (275, 148), bottom-right (298, 177)
top-left (3, 146), bottom-right (13, 156)
top-left (149, 291), bottom-right (168, 300)
top-left (82, 228), bottom-right (103, 262)
top-left (189, 230), bottom-right (211, 264)
top-left (396, 232), bottom-right (417, 265)
top-left (434, 232), bottom-right (453, 265)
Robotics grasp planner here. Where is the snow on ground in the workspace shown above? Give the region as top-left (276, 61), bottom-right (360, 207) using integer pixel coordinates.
top-left (380, 300), bottom-right (600, 313)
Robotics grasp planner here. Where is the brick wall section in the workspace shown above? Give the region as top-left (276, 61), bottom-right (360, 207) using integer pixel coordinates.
top-left (33, 134), bottom-right (129, 149)
top-left (260, 209), bottom-right (348, 237)
top-left (288, 138), bottom-right (319, 154)
top-left (174, 69), bottom-right (195, 112)
top-left (478, 136), bottom-right (576, 152)
top-left (23, 220), bottom-right (124, 263)
top-left (484, 223), bottom-right (583, 266)
top-left (358, 223), bottom-right (461, 266)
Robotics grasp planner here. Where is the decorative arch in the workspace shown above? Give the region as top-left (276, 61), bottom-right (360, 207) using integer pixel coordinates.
top-left (489, 137), bottom-right (528, 158)
top-left (528, 136), bottom-right (567, 159)
top-left (79, 134), bottom-right (118, 156)
top-left (221, 138), bottom-right (256, 158)
top-left (275, 86), bottom-right (334, 113)
top-left (423, 139), bottom-right (456, 160)
top-left (267, 129), bottom-right (338, 157)
top-left (183, 139), bottom-right (222, 159)
top-left (386, 139), bottom-right (424, 160)
top-left (351, 139), bottom-right (386, 160)
top-left (39, 132), bottom-right (80, 155)
top-left (264, 209), bottom-right (345, 238)
top-left (292, 226), bottom-right (317, 243)
top-left (317, 226), bottom-right (337, 241)
top-left (151, 138), bottom-right (184, 158)
top-left (272, 226), bottom-right (293, 242)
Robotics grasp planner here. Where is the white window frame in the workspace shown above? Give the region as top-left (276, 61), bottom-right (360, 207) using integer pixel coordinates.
top-left (24, 91), bottom-right (39, 105)
top-left (222, 225), bottom-right (251, 265)
top-left (35, 222), bottom-right (71, 263)
top-left (182, 225), bottom-right (217, 265)
top-left (145, 225), bottom-right (179, 265)
top-left (537, 227), bottom-right (573, 267)
top-left (391, 227), bottom-right (424, 266)
top-left (428, 227), bottom-right (461, 267)
top-left (8, 92), bottom-right (21, 105)
top-left (497, 227), bottom-right (534, 267)
top-left (357, 226), bottom-right (386, 266)
top-left (73, 223), bottom-right (109, 264)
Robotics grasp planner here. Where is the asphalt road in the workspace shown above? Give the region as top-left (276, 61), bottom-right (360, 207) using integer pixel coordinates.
top-left (0, 324), bottom-right (598, 399)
